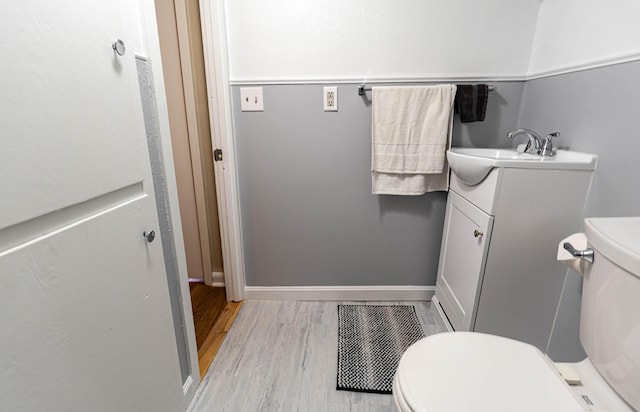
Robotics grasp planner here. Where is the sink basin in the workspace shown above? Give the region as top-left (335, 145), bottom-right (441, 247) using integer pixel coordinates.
top-left (447, 148), bottom-right (597, 185)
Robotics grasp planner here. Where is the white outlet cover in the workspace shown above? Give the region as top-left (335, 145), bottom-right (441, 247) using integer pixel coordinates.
top-left (240, 87), bottom-right (264, 111)
top-left (323, 86), bottom-right (338, 111)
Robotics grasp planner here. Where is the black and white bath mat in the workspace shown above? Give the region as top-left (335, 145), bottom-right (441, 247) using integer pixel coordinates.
top-left (337, 305), bottom-right (425, 394)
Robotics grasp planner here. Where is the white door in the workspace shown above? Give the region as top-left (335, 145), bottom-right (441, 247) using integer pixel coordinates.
top-left (1, 2), bottom-right (187, 411)
top-left (434, 191), bottom-right (493, 331)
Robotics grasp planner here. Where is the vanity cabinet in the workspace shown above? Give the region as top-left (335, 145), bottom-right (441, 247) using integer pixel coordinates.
top-left (433, 166), bottom-right (594, 351)
top-left (436, 191), bottom-right (493, 331)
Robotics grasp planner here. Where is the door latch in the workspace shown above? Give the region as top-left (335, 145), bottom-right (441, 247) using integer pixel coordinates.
top-left (213, 149), bottom-right (223, 161)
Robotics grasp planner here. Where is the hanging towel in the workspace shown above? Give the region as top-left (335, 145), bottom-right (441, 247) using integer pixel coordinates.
top-left (454, 84), bottom-right (489, 123)
top-left (371, 85), bottom-right (456, 195)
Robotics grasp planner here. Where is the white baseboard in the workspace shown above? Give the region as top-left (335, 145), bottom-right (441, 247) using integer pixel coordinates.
top-left (182, 375), bottom-right (194, 395)
top-left (212, 271), bottom-right (225, 287)
top-left (244, 285), bottom-right (435, 301)
top-left (431, 295), bottom-right (454, 332)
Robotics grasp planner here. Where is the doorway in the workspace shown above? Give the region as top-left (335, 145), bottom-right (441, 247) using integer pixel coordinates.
top-left (154, 0), bottom-right (239, 377)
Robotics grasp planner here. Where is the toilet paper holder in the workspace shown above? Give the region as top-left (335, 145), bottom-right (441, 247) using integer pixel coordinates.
top-left (563, 242), bottom-right (594, 264)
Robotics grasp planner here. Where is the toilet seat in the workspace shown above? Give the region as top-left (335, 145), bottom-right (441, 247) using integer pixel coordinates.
top-left (393, 332), bottom-right (586, 412)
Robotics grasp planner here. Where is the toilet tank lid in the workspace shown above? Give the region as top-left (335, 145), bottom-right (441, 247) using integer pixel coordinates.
top-left (585, 217), bottom-right (640, 277)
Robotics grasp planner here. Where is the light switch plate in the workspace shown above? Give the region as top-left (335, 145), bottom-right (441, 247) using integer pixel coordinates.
top-left (240, 87), bottom-right (264, 111)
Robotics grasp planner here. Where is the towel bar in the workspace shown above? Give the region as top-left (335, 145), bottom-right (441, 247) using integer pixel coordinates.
top-left (357, 84), bottom-right (496, 96)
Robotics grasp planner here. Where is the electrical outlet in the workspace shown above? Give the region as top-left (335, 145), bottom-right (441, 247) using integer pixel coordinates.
top-left (324, 86), bottom-right (338, 111)
top-left (240, 87), bottom-right (264, 111)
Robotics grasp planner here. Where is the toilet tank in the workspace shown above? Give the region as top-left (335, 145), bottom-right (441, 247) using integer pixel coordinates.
top-left (580, 217), bottom-right (640, 411)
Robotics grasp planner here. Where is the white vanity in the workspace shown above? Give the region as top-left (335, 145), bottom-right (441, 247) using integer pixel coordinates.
top-left (433, 148), bottom-right (597, 351)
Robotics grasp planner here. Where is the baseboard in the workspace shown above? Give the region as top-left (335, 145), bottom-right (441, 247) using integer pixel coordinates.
top-left (431, 295), bottom-right (454, 332)
top-left (244, 285), bottom-right (435, 301)
top-left (211, 271), bottom-right (225, 287)
top-left (182, 375), bottom-right (194, 395)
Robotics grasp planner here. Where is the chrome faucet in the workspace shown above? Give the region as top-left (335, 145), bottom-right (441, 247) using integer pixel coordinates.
top-left (508, 129), bottom-right (542, 154)
top-left (507, 129), bottom-right (559, 157)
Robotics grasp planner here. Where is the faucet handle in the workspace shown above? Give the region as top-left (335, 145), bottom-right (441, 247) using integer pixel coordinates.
top-left (540, 132), bottom-right (560, 156)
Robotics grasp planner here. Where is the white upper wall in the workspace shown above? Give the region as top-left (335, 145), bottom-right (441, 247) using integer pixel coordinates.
top-left (223, 0), bottom-right (540, 82)
top-left (527, 0), bottom-right (640, 78)
top-left (222, 1), bottom-right (640, 82)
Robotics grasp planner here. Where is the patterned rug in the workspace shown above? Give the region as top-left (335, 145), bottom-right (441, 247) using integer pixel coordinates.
top-left (336, 305), bottom-right (425, 394)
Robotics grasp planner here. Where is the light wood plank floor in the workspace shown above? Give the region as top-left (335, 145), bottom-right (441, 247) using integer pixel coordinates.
top-left (188, 300), bottom-right (446, 412)
top-left (197, 300), bottom-right (243, 379)
top-left (189, 283), bottom-right (227, 349)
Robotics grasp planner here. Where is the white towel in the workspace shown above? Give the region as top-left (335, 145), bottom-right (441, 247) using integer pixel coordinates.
top-left (371, 85), bottom-right (456, 195)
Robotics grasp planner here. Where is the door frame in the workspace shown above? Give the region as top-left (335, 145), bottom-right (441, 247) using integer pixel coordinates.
top-left (173, 0), bottom-right (214, 285)
top-left (198, 0), bottom-right (246, 301)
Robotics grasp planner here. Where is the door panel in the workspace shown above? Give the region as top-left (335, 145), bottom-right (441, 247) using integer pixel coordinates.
top-left (435, 191), bottom-right (493, 331)
top-left (0, 1), bottom-right (147, 229)
top-left (1, 197), bottom-right (182, 411)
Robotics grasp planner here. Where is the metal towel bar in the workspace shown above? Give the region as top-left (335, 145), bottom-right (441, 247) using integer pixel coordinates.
top-left (357, 84), bottom-right (496, 96)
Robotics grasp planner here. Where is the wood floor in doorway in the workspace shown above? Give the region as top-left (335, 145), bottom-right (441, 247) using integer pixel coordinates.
top-left (189, 282), bottom-right (243, 379)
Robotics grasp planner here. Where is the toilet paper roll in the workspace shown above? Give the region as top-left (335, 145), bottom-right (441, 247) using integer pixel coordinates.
top-left (557, 233), bottom-right (588, 276)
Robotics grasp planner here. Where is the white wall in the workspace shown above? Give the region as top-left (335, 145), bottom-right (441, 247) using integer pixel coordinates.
top-left (224, 0), bottom-right (540, 82)
top-left (224, 1), bottom-right (640, 82)
top-left (527, 0), bottom-right (640, 78)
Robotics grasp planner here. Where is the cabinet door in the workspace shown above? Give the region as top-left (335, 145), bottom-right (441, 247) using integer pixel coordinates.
top-left (435, 191), bottom-right (493, 331)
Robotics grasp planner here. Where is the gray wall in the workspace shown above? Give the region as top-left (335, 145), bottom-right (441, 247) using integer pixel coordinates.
top-left (231, 62), bottom-right (639, 360)
top-left (232, 83), bottom-right (524, 286)
top-left (519, 61), bottom-right (640, 218)
top-left (519, 60), bottom-right (640, 361)
top-left (453, 82), bottom-right (526, 149)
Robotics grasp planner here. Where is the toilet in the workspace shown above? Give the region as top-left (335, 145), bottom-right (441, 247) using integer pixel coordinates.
top-left (393, 217), bottom-right (640, 411)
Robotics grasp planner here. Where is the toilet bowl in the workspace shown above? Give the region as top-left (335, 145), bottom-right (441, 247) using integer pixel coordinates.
top-left (394, 217), bottom-right (640, 412)
top-left (392, 332), bottom-right (632, 411)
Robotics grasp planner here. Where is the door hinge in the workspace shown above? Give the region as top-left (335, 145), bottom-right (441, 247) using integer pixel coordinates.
top-left (213, 149), bottom-right (223, 161)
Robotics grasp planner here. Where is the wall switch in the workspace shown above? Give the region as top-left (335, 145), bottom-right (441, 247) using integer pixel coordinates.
top-left (240, 87), bottom-right (264, 111)
top-left (323, 86), bottom-right (338, 111)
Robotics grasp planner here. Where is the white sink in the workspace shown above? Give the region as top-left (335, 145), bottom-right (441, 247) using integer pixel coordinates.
top-left (447, 148), bottom-right (598, 185)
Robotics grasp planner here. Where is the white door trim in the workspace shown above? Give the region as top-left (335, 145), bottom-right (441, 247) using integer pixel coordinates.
top-left (199, 0), bottom-right (246, 301)
top-left (174, 0), bottom-right (214, 286)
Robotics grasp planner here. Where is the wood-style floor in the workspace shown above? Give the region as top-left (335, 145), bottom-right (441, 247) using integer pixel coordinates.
top-left (189, 283), bottom-right (227, 348)
top-left (189, 282), bottom-right (243, 378)
top-left (188, 300), bottom-right (446, 411)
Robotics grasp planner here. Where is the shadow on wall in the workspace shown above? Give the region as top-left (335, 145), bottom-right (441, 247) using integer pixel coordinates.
top-left (377, 192), bottom-right (447, 222)
top-left (357, 82), bottom-right (524, 150)
top-left (451, 83), bottom-right (524, 149)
